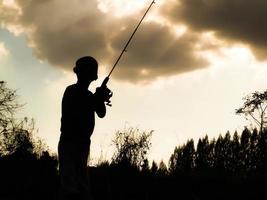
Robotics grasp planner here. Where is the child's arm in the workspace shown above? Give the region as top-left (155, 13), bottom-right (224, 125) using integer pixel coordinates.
top-left (93, 86), bottom-right (112, 118)
top-left (94, 97), bottom-right (106, 118)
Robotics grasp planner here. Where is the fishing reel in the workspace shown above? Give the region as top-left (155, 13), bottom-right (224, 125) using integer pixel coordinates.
top-left (96, 85), bottom-right (113, 106)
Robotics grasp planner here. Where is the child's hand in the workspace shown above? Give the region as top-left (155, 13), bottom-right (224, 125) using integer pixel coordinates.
top-left (95, 86), bottom-right (113, 106)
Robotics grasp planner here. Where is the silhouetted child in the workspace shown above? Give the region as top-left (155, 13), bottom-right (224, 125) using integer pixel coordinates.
top-left (58, 56), bottom-right (112, 200)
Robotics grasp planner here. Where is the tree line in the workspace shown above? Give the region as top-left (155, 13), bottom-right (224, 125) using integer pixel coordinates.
top-left (169, 128), bottom-right (267, 175)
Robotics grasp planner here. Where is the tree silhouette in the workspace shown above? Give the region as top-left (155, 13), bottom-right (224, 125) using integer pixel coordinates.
top-left (0, 81), bottom-right (46, 155)
top-left (231, 131), bottom-right (241, 172)
top-left (236, 90), bottom-right (267, 133)
top-left (249, 128), bottom-right (259, 171)
top-left (0, 81), bottom-right (22, 117)
top-left (0, 81), bottom-right (22, 154)
top-left (214, 134), bottom-right (225, 170)
top-left (240, 128), bottom-right (251, 171)
top-left (257, 130), bottom-right (267, 170)
top-left (0, 81), bottom-right (56, 200)
top-left (157, 160), bottom-right (168, 176)
top-left (182, 139), bottom-right (195, 171)
top-left (169, 139), bottom-right (195, 173)
top-left (223, 131), bottom-right (233, 172)
top-left (150, 160), bottom-right (158, 175)
top-left (141, 158), bottom-right (150, 173)
top-left (169, 146), bottom-right (183, 174)
top-left (196, 135), bottom-right (213, 170)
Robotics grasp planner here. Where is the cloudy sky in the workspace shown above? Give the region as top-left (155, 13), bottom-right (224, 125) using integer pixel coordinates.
top-left (1, 0), bottom-right (267, 164)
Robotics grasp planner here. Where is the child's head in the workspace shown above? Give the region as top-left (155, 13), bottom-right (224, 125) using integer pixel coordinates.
top-left (73, 56), bottom-right (98, 83)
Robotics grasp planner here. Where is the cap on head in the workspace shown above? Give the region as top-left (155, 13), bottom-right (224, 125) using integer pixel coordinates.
top-left (73, 56), bottom-right (98, 75)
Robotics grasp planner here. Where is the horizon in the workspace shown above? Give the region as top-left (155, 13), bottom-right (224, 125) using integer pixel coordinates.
top-left (1, 0), bottom-right (267, 164)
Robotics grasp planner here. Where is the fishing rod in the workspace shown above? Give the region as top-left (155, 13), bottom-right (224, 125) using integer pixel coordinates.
top-left (101, 0), bottom-right (155, 88)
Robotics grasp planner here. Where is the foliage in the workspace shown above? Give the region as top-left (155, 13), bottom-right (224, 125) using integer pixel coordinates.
top-left (195, 135), bottom-right (214, 170)
top-left (0, 81), bottom-right (58, 200)
top-left (0, 81), bottom-right (22, 118)
top-left (93, 128), bottom-right (267, 200)
top-left (0, 81), bottom-right (47, 155)
top-left (111, 127), bottom-right (153, 169)
top-left (169, 139), bottom-right (195, 173)
top-left (157, 160), bottom-right (168, 176)
top-left (236, 90), bottom-right (267, 132)
top-left (169, 128), bottom-right (267, 174)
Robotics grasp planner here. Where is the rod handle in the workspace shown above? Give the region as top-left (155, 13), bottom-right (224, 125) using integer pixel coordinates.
top-left (101, 76), bottom-right (109, 88)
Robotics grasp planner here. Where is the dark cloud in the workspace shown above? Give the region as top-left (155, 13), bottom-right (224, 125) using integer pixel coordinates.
top-left (0, 2), bottom-right (19, 26)
top-left (110, 22), bottom-right (208, 82)
top-left (15, 0), bottom-right (113, 68)
top-left (0, 0), bottom-right (210, 82)
top-left (163, 0), bottom-right (267, 60)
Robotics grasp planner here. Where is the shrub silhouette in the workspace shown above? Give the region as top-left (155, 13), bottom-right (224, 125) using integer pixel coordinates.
top-left (111, 127), bottom-right (153, 169)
